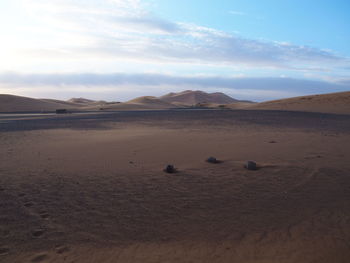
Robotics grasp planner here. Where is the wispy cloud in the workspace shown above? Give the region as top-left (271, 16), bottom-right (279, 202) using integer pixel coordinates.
top-left (229, 10), bottom-right (246, 16)
top-left (2, 0), bottom-right (348, 73)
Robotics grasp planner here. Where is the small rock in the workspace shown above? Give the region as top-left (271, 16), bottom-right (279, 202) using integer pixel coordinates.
top-left (164, 165), bottom-right (176, 174)
top-left (245, 161), bottom-right (257, 170)
top-left (269, 140), bottom-right (277, 143)
top-left (32, 229), bottom-right (45, 238)
top-left (206, 157), bottom-right (219, 163)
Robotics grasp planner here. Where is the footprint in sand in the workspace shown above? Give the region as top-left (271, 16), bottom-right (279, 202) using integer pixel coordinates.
top-left (39, 211), bottom-right (50, 219)
top-left (55, 245), bottom-right (69, 254)
top-left (31, 253), bottom-right (48, 262)
top-left (32, 229), bottom-right (45, 238)
top-left (24, 202), bottom-right (34, 207)
top-left (0, 247), bottom-right (9, 256)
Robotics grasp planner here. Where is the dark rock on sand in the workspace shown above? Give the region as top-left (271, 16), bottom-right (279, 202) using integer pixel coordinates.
top-left (164, 165), bottom-right (176, 173)
top-left (206, 156), bottom-right (219, 163)
top-left (245, 161), bottom-right (257, 170)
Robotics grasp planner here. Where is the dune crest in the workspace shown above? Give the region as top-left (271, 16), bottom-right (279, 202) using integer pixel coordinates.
top-left (0, 94), bottom-right (81, 112)
top-left (1, 91), bottom-right (350, 114)
top-left (248, 91), bottom-right (350, 114)
top-left (160, 90), bottom-right (246, 105)
top-left (67, 97), bottom-right (97, 104)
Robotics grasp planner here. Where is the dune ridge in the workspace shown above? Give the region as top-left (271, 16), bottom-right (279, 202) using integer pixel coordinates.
top-left (0, 94), bottom-right (82, 112)
top-left (160, 90), bottom-right (247, 105)
top-left (247, 91), bottom-right (350, 114)
top-left (1, 90), bottom-right (350, 114)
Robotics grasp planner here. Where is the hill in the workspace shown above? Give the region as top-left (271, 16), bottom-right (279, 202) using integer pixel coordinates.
top-left (124, 96), bottom-right (177, 109)
top-left (67, 98), bottom-right (97, 104)
top-left (247, 91), bottom-right (350, 115)
top-left (0, 94), bottom-right (81, 113)
top-left (159, 90), bottom-right (245, 105)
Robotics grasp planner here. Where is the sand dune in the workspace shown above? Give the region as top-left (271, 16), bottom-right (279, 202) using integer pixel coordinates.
top-left (160, 90), bottom-right (244, 105)
top-left (90, 96), bottom-right (178, 110)
top-left (224, 102), bottom-right (257, 109)
top-left (40, 99), bottom-right (84, 107)
top-left (1, 91), bottom-right (350, 114)
top-left (126, 96), bottom-right (175, 107)
top-left (0, 95), bottom-right (115, 113)
top-left (0, 94), bottom-right (81, 113)
top-left (67, 97), bottom-right (97, 104)
top-left (195, 102), bottom-right (255, 109)
top-left (0, 94), bottom-right (177, 113)
top-left (248, 91), bottom-right (350, 114)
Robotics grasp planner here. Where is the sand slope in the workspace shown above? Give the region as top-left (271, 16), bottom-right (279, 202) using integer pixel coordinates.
top-left (160, 90), bottom-right (242, 105)
top-left (0, 94), bottom-right (178, 112)
top-left (248, 91), bottom-right (350, 114)
top-left (89, 96), bottom-right (178, 110)
top-left (126, 96), bottom-right (175, 107)
top-left (2, 91), bottom-right (350, 114)
top-left (195, 102), bottom-right (255, 109)
top-left (0, 94), bottom-right (81, 113)
top-left (40, 99), bottom-right (83, 108)
top-left (68, 97), bottom-right (110, 107)
top-left (67, 98), bottom-right (97, 104)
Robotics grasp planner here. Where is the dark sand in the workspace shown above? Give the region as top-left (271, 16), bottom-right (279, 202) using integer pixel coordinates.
top-left (0, 110), bottom-right (350, 263)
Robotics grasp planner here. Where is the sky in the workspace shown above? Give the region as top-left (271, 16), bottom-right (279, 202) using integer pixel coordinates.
top-left (0, 0), bottom-right (349, 101)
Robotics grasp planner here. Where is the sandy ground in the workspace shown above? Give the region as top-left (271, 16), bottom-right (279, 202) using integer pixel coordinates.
top-left (0, 110), bottom-right (350, 263)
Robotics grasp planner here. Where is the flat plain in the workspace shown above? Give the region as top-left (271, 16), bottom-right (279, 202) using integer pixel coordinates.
top-left (0, 109), bottom-right (350, 263)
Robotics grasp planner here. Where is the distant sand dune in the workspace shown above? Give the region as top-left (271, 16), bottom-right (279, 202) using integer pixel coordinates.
top-left (40, 99), bottom-right (85, 107)
top-left (87, 96), bottom-right (178, 110)
top-left (0, 94), bottom-right (82, 112)
top-left (160, 90), bottom-right (247, 105)
top-left (67, 97), bottom-right (97, 104)
top-left (198, 102), bottom-right (255, 109)
top-left (126, 96), bottom-right (176, 108)
top-left (247, 91), bottom-right (350, 114)
top-left (1, 91), bottom-right (349, 114)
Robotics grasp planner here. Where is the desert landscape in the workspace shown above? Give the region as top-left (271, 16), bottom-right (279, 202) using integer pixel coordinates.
top-left (0, 90), bottom-right (350, 263)
top-left (1, 0), bottom-right (350, 262)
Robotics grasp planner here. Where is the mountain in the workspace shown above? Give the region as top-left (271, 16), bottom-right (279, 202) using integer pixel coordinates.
top-left (159, 90), bottom-right (248, 105)
top-left (247, 91), bottom-right (350, 115)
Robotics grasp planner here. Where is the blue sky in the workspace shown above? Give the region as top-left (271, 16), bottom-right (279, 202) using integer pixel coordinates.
top-left (0, 0), bottom-right (349, 101)
top-left (151, 0), bottom-right (350, 54)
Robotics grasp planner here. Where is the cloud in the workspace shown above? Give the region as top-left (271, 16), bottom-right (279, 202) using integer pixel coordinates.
top-left (23, 0), bottom-right (179, 34)
top-left (1, 72), bottom-right (349, 101)
top-left (3, 0), bottom-right (348, 74)
top-left (229, 11), bottom-right (246, 16)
